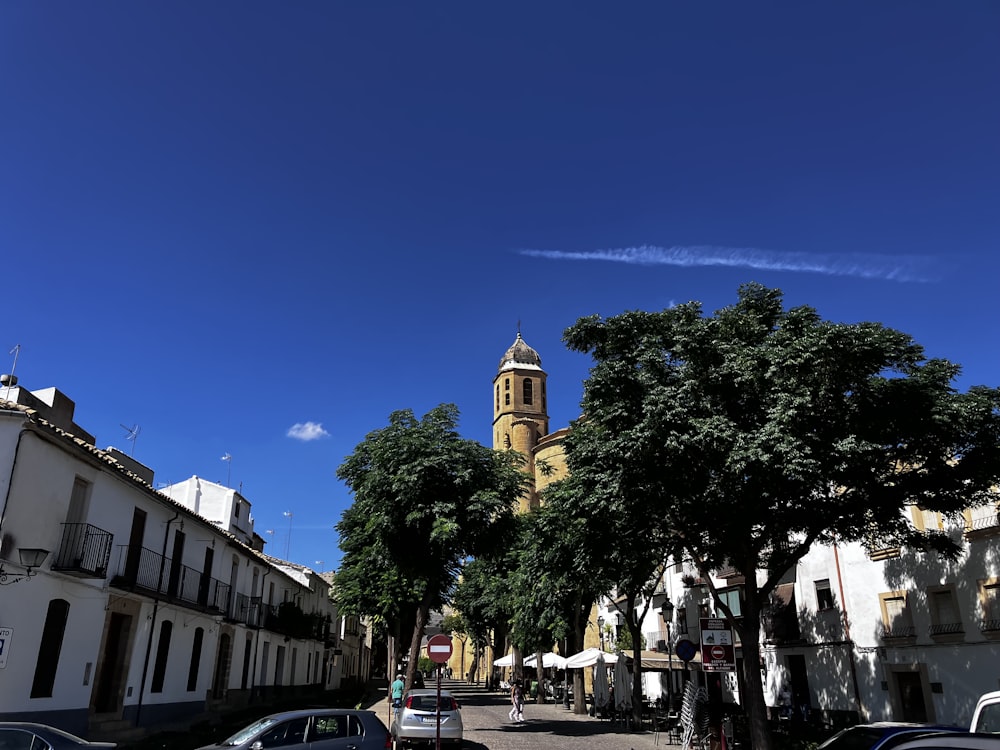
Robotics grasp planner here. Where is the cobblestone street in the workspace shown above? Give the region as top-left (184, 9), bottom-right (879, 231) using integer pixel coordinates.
top-left (376, 678), bottom-right (669, 750)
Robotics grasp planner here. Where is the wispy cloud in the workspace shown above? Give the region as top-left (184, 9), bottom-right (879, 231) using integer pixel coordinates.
top-left (287, 422), bottom-right (330, 441)
top-left (520, 244), bottom-right (936, 282)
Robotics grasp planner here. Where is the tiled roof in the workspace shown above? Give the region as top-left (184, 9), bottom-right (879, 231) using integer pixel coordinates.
top-left (0, 398), bottom-right (293, 577)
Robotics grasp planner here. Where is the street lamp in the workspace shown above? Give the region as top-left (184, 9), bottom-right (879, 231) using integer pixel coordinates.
top-left (597, 616), bottom-right (605, 650)
top-left (0, 547), bottom-right (50, 586)
top-left (660, 596), bottom-right (675, 710)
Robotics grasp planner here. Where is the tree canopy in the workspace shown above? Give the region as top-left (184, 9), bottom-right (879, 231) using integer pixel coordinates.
top-left (335, 403), bottom-right (526, 688)
top-left (562, 283), bottom-right (1000, 750)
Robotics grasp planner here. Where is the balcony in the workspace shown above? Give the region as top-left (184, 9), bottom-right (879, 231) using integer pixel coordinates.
top-left (928, 621), bottom-right (964, 643)
top-left (928, 622), bottom-right (963, 636)
top-left (879, 624), bottom-right (917, 640)
top-left (51, 523), bottom-right (113, 578)
top-left (229, 592), bottom-right (265, 628)
top-left (110, 544), bottom-right (231, 614)
top-left (966, 506), bottom-right (1000, 539)
top-left (261, 601), bottom-right (331, 641)
top-left (979, 619), bottom-right (1000, 640)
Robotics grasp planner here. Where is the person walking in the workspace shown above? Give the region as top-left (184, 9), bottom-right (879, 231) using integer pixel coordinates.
top-left (509, 679), bottom-right (525, 723)
top-left (390, 672), bottom-right (406, 724)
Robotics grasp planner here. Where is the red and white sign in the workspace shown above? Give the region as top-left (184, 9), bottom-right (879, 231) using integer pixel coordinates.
top-left (427, 634), bottom-right (453, 664)
top-left (700, 618), bottom-right (735, 672)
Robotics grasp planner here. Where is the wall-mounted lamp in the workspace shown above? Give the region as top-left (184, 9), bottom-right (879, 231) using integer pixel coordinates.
top-left (0, 547), bottom-right (50, 586)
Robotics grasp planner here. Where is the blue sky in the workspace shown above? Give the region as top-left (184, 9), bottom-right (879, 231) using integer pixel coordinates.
top-left (3, 2), bottom-right (998, 571)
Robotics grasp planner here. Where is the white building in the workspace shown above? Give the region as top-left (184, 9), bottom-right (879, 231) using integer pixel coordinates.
top-left (0, 383), bottom-right (345, 739)
top-left (599, 506), bottom-right (1000, 729)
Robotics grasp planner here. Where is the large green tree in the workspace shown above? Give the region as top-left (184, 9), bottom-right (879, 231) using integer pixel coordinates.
top-left (335, 404), bottom-right (526, 690)
top-left (516, 491), bottom-right (608, 711)
top-left (550, 423), bottom-right (677, 723)
top-left (453, 555), bottom-right (515, 687)
top-left (563, 283), bottom-right (1000, 750)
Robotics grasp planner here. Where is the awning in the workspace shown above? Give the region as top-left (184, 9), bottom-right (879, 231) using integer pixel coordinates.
top-left (630, 649), bottom-right (702, 670)
top-left (564, 647), bottom-right (620, 668)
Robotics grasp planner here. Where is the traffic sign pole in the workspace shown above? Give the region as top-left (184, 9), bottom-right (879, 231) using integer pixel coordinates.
top-left (426, 634), bottom-right (453, 750)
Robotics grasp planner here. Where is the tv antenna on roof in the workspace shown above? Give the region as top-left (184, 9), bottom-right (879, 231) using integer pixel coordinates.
top-left (120, 424), bottom-right (141, 456)
top-left (2, 344), bottom-right (21, 400)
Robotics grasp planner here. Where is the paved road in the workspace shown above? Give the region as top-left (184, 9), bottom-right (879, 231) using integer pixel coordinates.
top-left (378, 678), bottom-right (671, 750)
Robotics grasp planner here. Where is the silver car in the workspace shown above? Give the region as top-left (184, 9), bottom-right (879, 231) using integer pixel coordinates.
top-left (392, 689), bottom-right (464, 747)
top-left (0, 723), bottom-right (115, 749)
top-left (197, 708), bottom-right (391, 750)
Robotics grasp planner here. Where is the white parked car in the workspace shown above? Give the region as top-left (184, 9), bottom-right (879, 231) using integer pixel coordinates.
top-left (972, 691), bottom-right (1000, 733)
top-left (391, 689), bottom-right (464, 748)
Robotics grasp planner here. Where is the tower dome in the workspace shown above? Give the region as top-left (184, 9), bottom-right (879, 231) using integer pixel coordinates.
top-left (498, 333), bottom-right (542, 373)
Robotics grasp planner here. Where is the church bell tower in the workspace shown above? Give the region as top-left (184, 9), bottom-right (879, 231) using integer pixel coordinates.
top-left (493, 332), bottom-right (549, 510)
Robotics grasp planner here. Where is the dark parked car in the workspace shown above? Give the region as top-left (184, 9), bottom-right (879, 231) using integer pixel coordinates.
top-left (817, 722), bottom-right (961, 750)
top-left (196, 708), bottom-right (391, 750)
top-left (0, 723), bottom-right (115, 749)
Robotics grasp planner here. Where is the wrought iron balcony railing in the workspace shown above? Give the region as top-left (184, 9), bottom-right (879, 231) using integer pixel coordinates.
top-left (928, 622), bottom-right (964, 636)
top-left (879, 624), bottom-right (917, 639)
top-left (111, 544), bottom-right (231, 614)
top-left (52, 523), bottom-right (113, 579)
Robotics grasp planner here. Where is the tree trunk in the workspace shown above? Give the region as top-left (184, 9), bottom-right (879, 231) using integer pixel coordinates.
top-left (406, 596), bottom-right (432, 691)
top-left (630, 618), bottom-right (644, 726)
top-left (572, 620), bottom-right (588, 714)
top-left (739, 590), bottom-right (773, 750)
top-left (535, 648), bottom-right (545, 703)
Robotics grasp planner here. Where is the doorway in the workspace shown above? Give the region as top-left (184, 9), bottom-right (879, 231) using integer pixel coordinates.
top-left (92, 611), bottom-right (134, 714)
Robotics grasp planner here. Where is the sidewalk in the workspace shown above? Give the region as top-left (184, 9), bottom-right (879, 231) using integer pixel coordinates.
top-left (375, 677), bottom-right (671, 750)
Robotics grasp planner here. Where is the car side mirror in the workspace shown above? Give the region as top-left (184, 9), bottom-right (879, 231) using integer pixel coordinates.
top-left (251, 742), bottom-right (264, 750)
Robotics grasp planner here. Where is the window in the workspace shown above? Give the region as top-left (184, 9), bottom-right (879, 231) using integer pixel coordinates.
top-left (911, 506), bottom-right (943, 532)
top-left (980, 579), bottom-right (1000, 632)
top-left (495, 385), bottom-right (499, 411)
top-left (0, 729), bottom-right (34, 750)
top-left (66, 477), bottom-right (91, 524)
top-left (879, 591), bottom-right (915, 638)
top-left (312, 715), bottom-right (347, 740)
top-left (260, 718), bottom-right (308, 747)
top-left (234, 500), bottom-right (241, 519)
top-left (505, 378), bottom-right (510, 391)
top-left (187, 627), bottom-right (204, 691)
top-left (717, 587), bottom-right (742, 618)
top-left (505, 392), bottom-right (510, 405)
top-left (151, 620), bottom-right (173, 693)
top-left (676, 607), bottom-right (688, 634)
top-left (242, 636), bottom-right (253, 690)
top-left (523, 378), bottom-right (533, 405)
top-left (815, 579), bottom-right (835, 611)
top-left (31, 599), bottom-right (70, 698)
top-left (928, 587), bottom-right (962, 636)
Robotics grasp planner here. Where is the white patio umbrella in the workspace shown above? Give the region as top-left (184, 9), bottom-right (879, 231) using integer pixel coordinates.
top-left (564, 647), bottom-right (620, 669)
top-left (492, 653), bottom-right (515, 667)
top-left (593, 652), bottom-right (611, 711)
top-left (524, 652), bottom-right (568, 669)
top-left (613, 652), bottom-right (633, 712)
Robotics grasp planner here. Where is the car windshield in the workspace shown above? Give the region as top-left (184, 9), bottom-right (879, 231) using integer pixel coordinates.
top-left (819, 727), bottom-right (886, 750)
top-left (220, 717), bottom-right (280, 746)
top-left (977, 704), bottom-right (1000, 733)
top-left (39, 727), bottom-right (96, 745)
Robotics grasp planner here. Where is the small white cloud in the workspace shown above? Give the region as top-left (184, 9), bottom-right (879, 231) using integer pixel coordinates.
top-left (287, 422), bottom-right (330, 441)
